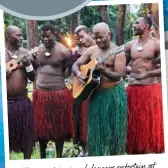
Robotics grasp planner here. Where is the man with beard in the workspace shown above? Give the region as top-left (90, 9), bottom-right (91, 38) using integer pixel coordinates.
top-left (5, 25), bottom-right (36, 159)
top-left (72, 22), bottom-right (127, 156)
top-left (32, 24), bottom-right (74, 158)
top-left (125, 16), bottom-right (164, 154)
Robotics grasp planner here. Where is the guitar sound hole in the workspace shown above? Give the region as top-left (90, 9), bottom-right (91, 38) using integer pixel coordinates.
top-left (10, 64), bottom-right (13, 67)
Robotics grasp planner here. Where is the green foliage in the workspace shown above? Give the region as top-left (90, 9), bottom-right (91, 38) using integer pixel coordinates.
top-left (137, 4), bottom-right (149, 17)
top-left (4, 12), bottom-right (27, 39)
top-left (4, 5), bottom-right (137, 43)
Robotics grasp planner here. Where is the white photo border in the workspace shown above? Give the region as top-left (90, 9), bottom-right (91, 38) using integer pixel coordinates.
top-left (0, 0), bottom-right (167, 167)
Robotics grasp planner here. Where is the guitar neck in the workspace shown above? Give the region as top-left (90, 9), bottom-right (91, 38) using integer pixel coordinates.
top-left (100, 44), bottom-right (125, 63)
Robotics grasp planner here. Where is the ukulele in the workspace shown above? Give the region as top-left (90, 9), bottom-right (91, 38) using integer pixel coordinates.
top-left (6, 47), bottom-right (39, 74)
top-left (66, 44), bottom-right (125, 101)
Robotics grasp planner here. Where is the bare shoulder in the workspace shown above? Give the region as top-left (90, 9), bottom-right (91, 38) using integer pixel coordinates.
top-left (86, 45), bottom-right (98, 53)
top-left (111, 43), bottom-right (118, 48)
top-left (19, 47), bottom-right (28, 55)
top-left (151, 37), bottom-right (160, 45)
top-left (57, 42), bottom-right (70, 54)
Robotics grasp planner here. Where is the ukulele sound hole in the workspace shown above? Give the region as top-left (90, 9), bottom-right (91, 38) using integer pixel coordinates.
top-left (10, 63), bottom-right (13, 67)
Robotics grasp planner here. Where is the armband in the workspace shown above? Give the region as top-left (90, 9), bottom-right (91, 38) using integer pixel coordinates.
top-left (25, 64), bottom-right (34, 72)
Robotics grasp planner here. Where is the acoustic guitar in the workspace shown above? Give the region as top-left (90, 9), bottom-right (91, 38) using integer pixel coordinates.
top-left (6, 47), bottom-right (39, 74)
top-left (66, 44), bottom-right (125, 101)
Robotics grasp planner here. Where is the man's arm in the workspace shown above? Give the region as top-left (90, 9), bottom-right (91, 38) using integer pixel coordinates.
top-left (20, 49), bottom-right (36, 82)
top-left (147, 40), bottom-right (161, 77)
top-left (5, 51), bottom-right (13, 78)
top-left (72, 47), bottom-right (91, 76)
top-left (21, 55), bottom-right (36, 82)
top-left (124, 41), bottom-right (132, 66)
top-left (62, 46), bottom-right (72, 77)
top-left (28, 47), bottom-right (40, 70)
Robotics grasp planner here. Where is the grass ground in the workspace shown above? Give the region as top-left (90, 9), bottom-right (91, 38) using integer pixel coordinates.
top-left (10, 142), bottom-right (75, 160)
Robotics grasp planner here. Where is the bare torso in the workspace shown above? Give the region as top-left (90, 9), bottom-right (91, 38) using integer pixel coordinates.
top-left (89, 44), bottom-right (121, 88)
top-left (6, 48), bottom-right (28, 100)
top-left (35, 43), bottom-right (70, 91)
top-left (128, 38), bottom-right (158, 85)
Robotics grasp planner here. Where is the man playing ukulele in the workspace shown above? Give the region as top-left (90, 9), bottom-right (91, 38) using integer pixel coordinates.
top-left (5, 25), bottom-right (36, 159)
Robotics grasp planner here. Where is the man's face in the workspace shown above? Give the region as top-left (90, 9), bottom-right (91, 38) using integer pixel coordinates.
top-left (41, 30), bottom-right (55, 48)
top-left (133, 18), bottom-right (147, 36)
top-left (77, 30), bottom-right (92, 48)
top-left (93, 31), bottom-right (110, 49)
top-left (9, 28), bottom-right (23, 48)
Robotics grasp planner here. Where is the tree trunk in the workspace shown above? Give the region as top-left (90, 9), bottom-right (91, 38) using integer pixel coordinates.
top-left (26, 20), bottom-right (39, 89)
top-left (71, 11), bottom-right (81, 33)
top-left (100, 5), bottom-right (109, 24)
top-left (26, 20), bottom-right (39, 50)
top-left (151, 3), bottom-right (159, 26)
top-left (70, 11), bottom-right (80, 47)
top-left (116, 5), bottom-right (126, 45)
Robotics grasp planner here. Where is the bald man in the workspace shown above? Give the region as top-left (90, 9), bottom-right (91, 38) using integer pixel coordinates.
top-left (72, 22), bottom-right (127, 156)
top-left (5, 25), bottom-right (37, 159)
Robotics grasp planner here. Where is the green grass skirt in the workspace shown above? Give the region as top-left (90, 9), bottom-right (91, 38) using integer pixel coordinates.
top-left (87, 82), bottom-right (127, 156)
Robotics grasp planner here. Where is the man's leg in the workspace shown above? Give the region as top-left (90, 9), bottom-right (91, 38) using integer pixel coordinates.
top-left (55, 140), bottom-right (64, 158)
top-left (39, 140), bottom-right (48, 158)
top-left (23, 138), bottom-right (33, 159)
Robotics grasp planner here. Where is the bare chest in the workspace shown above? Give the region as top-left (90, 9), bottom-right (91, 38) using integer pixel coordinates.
top-left (37, 50), bottom-right (64, 67)
top-left (131, 42), bottom-right (156, 60)
top-left (6, 53), bottom-right (24, 70)
top-left (91, 50), bottom-right (114, 67)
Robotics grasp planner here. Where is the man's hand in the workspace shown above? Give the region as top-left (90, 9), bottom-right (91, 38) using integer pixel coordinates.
top-left (30, 46), bottom-right (39, 56)
top-left (77, 71), bottom-right (86, 85)
top-left (156, 64), bottom-right (161, 69)
top-left (95, 63), bottom-right (106, 73)
top-left (21, 55), bottom-right (31, 66)
top-left (133, 72), bottom-right (149, 80)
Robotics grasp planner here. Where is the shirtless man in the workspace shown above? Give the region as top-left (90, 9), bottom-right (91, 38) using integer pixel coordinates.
top-left (5, 25), bottom-right (36, 159)
top-left (70, 25), bottom-right (96, 157)
top-left (32, 24), bottom-right (74, 158)
top-left (72, 22), bottom-right (127, 156)
top-left (125, 16), bottom-right (164, 154)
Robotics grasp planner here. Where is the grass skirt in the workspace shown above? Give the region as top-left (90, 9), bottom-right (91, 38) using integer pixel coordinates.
top-left (126, 84), bottom-right (164, 154)
top-left (73, 99), bottom-right (88, 145)
top-left (87, 82), bottom-right (127, 156)
top-left (8, 97), bottom-right (35, 152)
top-left (33, 87), bottom-right (74, 141)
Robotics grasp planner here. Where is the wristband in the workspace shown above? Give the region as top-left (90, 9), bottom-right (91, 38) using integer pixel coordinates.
top-left (33, 54), bottom-right (37, 60)
top-left (25, 64), bottom-right (34, 72)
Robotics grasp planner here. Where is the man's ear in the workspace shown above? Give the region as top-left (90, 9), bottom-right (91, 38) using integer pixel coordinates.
top-left (88, 32), bottom-right (92, 36)
top-left (146, 24), bottom-right (150, 30)
top-left (108, 32), bottom-right (112, 40)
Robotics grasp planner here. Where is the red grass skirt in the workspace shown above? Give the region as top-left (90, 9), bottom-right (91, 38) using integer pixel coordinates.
top-left (73, 99), bottom-right (88, 145)
top-left (33, 88), bottom-right (74, 141)
top-left (126, 84), bottom-right (164, 154)
top-left (80, 100), bottom-right (88, 144)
